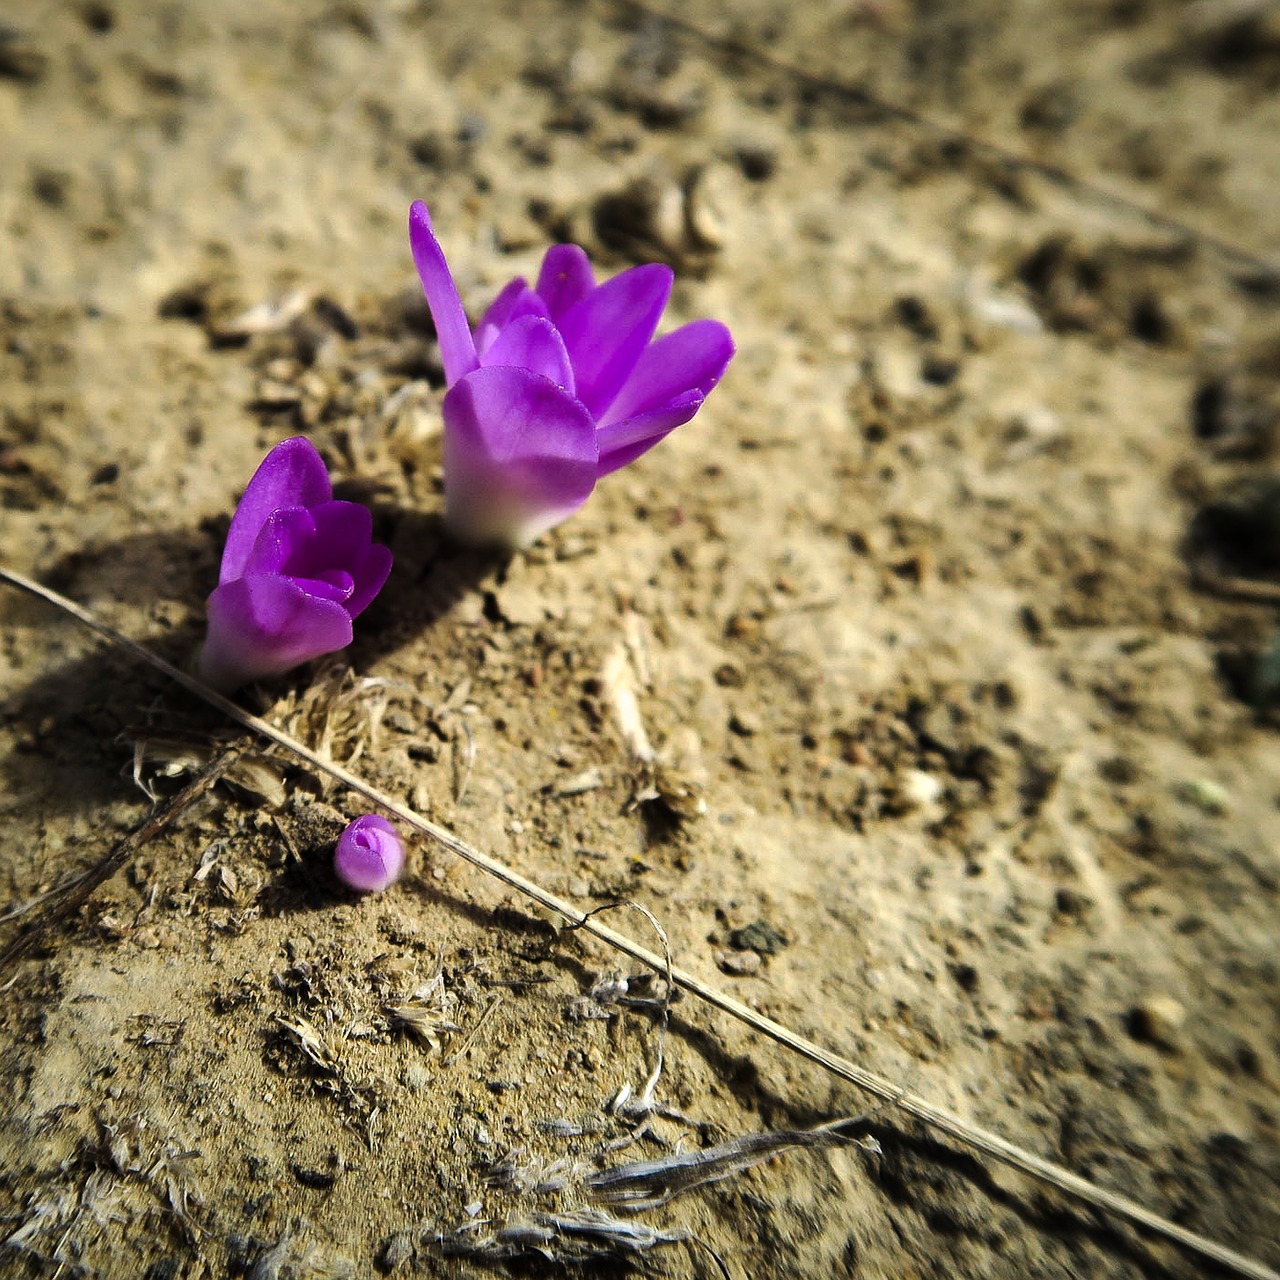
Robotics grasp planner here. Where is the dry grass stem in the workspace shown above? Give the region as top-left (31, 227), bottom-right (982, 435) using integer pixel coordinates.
top-left (0, 738), bottom-right (247, 976)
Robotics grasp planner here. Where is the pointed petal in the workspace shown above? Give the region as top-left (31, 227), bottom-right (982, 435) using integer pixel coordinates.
top-left (199, 575), bottom-right (353, 691)
top-left (346, 543), bottom-right (393, 618)
top-left (480, 314), bottom-right (575, 393)
top-left (408, 201), bottom-right (478, 386)
top-left (558, 263), bottom-right (672, 419)
top-left (239, 506), bottom-right (314, 578)
top-left (597, 391), bottom-right (704, 476)
top-left (535, 244), bottom-right (595, 324)
top-left (474, 278), bottom-right (547, 357)
top-left (220, 439), bottom-right (331, 585)
top-left (300, 501), bottom-right (373, 573)
top-left (442, 365), bottom-right (598, 548)
top-left (600, 318), bottom-right (735, 427)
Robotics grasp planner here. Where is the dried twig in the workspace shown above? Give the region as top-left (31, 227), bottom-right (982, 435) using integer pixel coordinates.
top-left (568, 900), bottom-right (674, 1129)
top-left (437, 1206), bottom-right (689, 1264)
top-left (440, 993), bottom-right (503, 1067)
top-left (0, 739), bottom-right (246, 975)
top-left (2, 566), bottom-right (1278, 1280)
top-left (587, 1115), bottom-right (878, 1210)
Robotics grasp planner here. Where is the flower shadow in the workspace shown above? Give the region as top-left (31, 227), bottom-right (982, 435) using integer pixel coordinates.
top-left (0, 502), bottom-right (501, 827)
top-left (1, 524), bottom-right (225, 822)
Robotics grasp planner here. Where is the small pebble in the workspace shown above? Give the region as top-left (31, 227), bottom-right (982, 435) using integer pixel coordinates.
top-left (718, 949), bottom-right (762, 976)
top-left (1174, 778), bottom-right (1230, 816)
top-left (403, 1062), bottom-right (432, 1091)
top-left (1128, 996), bottom-right (1186, 1051)
top-left (896, 769), bottom-right (944, 811)
top-left (728, 920), bottom-right (787, 955)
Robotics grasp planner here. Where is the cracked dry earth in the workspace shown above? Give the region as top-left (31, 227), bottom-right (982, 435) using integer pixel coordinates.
top-left (2, 1), bottom-right (1280, 1277)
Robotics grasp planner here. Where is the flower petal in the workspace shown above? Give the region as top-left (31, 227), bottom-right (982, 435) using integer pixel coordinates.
top-left (346, 542), bottom-right (394, 618)
top-left (408, 200), bottom-right (478, 387)
top-left (442, 365), bottom-right (598, 548)
top-left (597, 391), bottom-right (704, 477)
top-left (239, 506), bottom-right (315, 578)
top-left (298, 501), bottom-right (373, 574)
top-left (480, 314), bottom-right (575, 394)
top-left (599, 318), bottom-right (735, 427)
top-left (558, 262), bottom-right (673, 420)
top-left (199, 574), bottom-right (354, 691)
top-left (220, 438), bottom-right (331, 585)
top-left (535, 244), bottom-right (595, 324)
top-left (289, 570), bottom-right (355, 603)
top-left (474, 278), bottom-right (547, 357)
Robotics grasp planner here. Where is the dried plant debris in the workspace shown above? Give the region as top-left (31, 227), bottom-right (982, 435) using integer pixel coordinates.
top-left (4, 1185), bottom-right (97, 1275)
top-left (271, 1015), bottom-right (385, 1141)
top-left (232, 1220), bottom-right (355, 1280)
top-left (130, 733), bottom-right (288, 807)
top-left (565, 967), bottom-right (674, 1022)
top-left (585, 1116), bottom-right (879, 1210)
top-left (377, 952), bottom-right (463, 1052)
top-left (275, 666), bottom-right (406, 774)
top-left (82, 1113), bottom-right (204, 1237)
top-left (422, 1116), bottom-right (880, 1275)
top-left (4, 1114), bottom-right (205, 1271)
top-left (267, 951), bottom-right (470, 1137)
top-left (269, 666), bottom-right (462, 801)
top-left (600, 640), bottom-right (655, 764)
top-left (383, 979), bottom-right (462, 1054)
top-left (485, 1152), bottom-right (590, 1199)
top-left (275, 1015), bottom-right (344, 1076)
top-left (437, 1207), bottom-right (690, 1265)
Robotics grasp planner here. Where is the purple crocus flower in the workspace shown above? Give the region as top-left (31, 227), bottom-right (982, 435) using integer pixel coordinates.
top-left (409, 200), bottom-right (735, 547)
top-left (334, 813), bottom-right (404, 893)
top-left (199, 437), bottom-right (393, 691)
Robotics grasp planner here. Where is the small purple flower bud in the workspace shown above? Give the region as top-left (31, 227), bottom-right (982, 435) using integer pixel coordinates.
top-left (409, 200), bottom-right (735, 548)
top-left (199, 437), bottom-right (393, 691)
top-left (334, 814), bottom-right (404, 893)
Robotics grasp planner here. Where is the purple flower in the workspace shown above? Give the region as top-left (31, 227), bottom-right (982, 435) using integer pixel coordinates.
top-left (334, 813), bottom-right (404, 893)
top-left (199, 437), bottom-right (393, 691)
top-left (409, 200), bottom-right (735, 548)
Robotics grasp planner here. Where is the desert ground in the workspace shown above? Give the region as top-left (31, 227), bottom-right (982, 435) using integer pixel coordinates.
top-left (2, 1), bottom-right (1280, 1276)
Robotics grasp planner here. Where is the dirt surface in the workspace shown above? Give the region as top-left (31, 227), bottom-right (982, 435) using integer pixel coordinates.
top-left (3, 1), bottom-right (1280, 1276)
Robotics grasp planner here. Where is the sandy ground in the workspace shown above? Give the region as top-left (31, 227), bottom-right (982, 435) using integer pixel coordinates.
top-left (2, 1), bottom-right (1280, 1276)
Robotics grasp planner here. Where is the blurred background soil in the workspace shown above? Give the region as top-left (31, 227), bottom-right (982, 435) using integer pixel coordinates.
top-left (2, 1), bottom-right (1280, 1276)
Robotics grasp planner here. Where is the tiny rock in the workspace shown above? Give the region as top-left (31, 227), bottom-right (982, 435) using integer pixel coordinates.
top-left (1174, 778), bottom-right (1230, 817)
top-left (728, 920), bottom-right (787, 956)
top-left (718, 949), bottom-right (762, 976)
top-left (896, 769), bottom-right (944, 811)
top-left (403, 1062), bottom-right (433, 1091)
top-left (1128, 996), bottom-right (1186, 1051)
